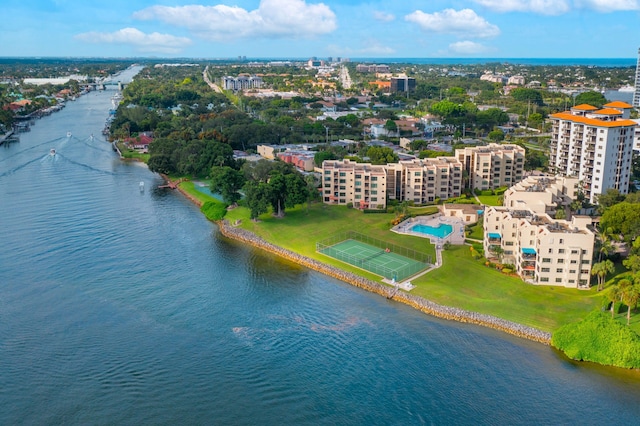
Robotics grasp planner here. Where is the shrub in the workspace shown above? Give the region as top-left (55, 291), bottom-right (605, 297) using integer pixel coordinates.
top-left (201, 201), bottom-right (228, 221)
top-left (552, 311), bottom-right (640, 369)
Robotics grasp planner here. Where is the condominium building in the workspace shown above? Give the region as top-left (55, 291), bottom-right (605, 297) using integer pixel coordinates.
top-left (634, 47), bottom-right (640, 108)
top-left (386, 157), bottom-right (463, 204)
top-left (483, 207), bottom-right (594, 288)
top-left (390, 76), bottom-right (416, 93)
top-left (321, 159), bottom-right (388, 209)
top-left (455, 143), bottom-right (526, 190)
top-left (502, 175), bottom-right (579, 216)
top-left (549, 102), bottom-right (637, 203)
top-left (222, 75), bottom-right (263, 91)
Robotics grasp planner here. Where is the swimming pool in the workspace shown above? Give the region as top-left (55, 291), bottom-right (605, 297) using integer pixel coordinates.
top-left (411, 223), bottom-right (453, 239)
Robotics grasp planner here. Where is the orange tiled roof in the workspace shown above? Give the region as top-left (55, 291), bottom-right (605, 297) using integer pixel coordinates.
top-left (604, 101), bottom-right (633, 109)
top-left (572, 104), bottom-right (598, 111)
top-left (550, 112), bottom-right (637, 128)
top-left (592, 108), bottom-right (623, 115)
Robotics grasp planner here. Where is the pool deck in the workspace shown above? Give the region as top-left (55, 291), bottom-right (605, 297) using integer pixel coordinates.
top-left (391, 213), bottom-right (466, 246)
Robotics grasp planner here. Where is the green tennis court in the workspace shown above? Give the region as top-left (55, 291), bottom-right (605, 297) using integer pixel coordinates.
top-left (318, 238), bottom-right (428, 281)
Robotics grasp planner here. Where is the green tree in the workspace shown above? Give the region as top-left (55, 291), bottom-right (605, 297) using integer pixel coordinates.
top-left (243, 181), bottom-right (271, 220)
top-left (384, 119), bottom-right (398, 133)
top-left (591, 260), bottom-right (615, 291)
top-left (210, 166), bottom-right (245, 205)
top-left (621, 283), bottom-right (640, 325)
top-left (596, 188), bottom-right (624, 213)
top-left (510, 88), bottom-right (543, 105)
top-left (623, 255), bottom-right (640, 275)
top-left (574, 91), bottom-right (607, 108)
top-left (607, 283), bottom-right (622, 318)
top-left (600, 202), bottom-right (640, 242)
top-left (488, 130), bottom-right (505, 142)
top-left (366, 146), bottom-right (398, 165)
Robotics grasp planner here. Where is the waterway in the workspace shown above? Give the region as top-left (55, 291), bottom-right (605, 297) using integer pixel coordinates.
top-left (1, 66), bottom-right (640, 425)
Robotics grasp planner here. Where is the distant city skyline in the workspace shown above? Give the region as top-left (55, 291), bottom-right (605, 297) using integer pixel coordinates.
top-left (3, 1), bottom-right (640, 59)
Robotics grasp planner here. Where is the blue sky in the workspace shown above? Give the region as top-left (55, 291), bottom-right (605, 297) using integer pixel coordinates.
top-left (2, 0), bottom-right (640, 58)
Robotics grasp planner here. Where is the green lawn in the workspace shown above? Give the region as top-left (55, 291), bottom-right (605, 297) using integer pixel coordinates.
top-left (411, 245), bottom-right (599, 332)
top-left (476, 194), bottom-right (503, 206)
top-left (467, 222), bottom-right (484, 240)
top-left (223, 203), bottom-right (602, 333)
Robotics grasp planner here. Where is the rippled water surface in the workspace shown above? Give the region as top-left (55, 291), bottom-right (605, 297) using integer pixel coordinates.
top-left (1, 67), bottom-right (640, 425)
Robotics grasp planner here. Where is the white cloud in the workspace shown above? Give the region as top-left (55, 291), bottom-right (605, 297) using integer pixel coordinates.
top-left (448, 41), bottom-right (490, 55)
top-left (133, 0), bottom-right (337, 40)
top-left (75, 28), bottom-right (191, 54)
top-left (473, 0), bottom-right (570, 15)
top-left (405, 9), bottom-right (500, 38)
top-left (372, 11), bottom-right (395, 22)
top-left (576, 0), bottom-right (640, 12)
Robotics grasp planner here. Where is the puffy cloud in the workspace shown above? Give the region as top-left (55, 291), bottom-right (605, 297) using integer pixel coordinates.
top-left (405, 8), bottom-right (500, 38)
top-left (372, 11), bottom-right (395, 22)
top-left (473, 0), bottom-right (570, 15)
top-left (576, 0), bottom-right (640, 12)
top-left (133, 0), bottom-right (337, 40)
top-left (75, 28), bottom-right (191, 54)
top-left (448, 41), bottom-right (490, 55)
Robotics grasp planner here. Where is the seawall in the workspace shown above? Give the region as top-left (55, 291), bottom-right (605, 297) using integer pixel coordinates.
top-left (217, 219), bottom-right (552, 345)
top-left (167, 179), bottom-right (551, 345)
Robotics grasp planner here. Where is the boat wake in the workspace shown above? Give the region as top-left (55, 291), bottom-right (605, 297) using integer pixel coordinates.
top-left (0, 156), bottom-right (47, 178)
top-left (0, 136), bottom-right (68, 164)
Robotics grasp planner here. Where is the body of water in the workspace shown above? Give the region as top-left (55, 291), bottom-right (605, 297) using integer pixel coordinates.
top-left (2, 66), bottom-right (640, 425)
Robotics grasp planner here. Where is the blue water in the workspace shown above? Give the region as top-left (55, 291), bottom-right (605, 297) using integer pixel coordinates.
top-left (1, 66), bottom-right (640, 425)
top-left (262, 57), bottom-right (637, 67)
top-left (411, 223), bottom-right (453, 239)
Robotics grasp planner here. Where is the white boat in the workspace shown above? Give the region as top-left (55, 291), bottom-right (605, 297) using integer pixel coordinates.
top-left (619, 85), bottom-right (636, 93)
top-left (139, 181), bottom-right (145, 192)
top-left (66, 131), bottom-right (72, 137)
top-left (50, 148), bottom-right (56, 156)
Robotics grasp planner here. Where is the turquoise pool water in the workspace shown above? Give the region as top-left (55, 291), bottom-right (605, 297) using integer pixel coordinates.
top-left (411, 223), bottom-right (453, 238)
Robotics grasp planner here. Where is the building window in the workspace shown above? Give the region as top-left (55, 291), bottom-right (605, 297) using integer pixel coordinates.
top-left (556, 268), bottom-right (563, 273)
top-left (542, 258), bottom-right (551, 263)
top-left (555, 278), bottom-right (563, 283)
top-left (541, 267), bottom-right (550, 272)
top-left (540, 277), bottom-right (549, 282)
top-left (558, 249), bottom-right (565, 254)
top-left (558, 259), bottom-right (564, 263)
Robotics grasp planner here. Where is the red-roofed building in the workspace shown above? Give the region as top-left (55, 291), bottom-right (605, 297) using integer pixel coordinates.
top-left (124, 134), bottom-right (153, 152)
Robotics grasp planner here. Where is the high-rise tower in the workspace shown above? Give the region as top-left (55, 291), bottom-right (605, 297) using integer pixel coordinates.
top-left (634, 47), bottom-right (640, 108)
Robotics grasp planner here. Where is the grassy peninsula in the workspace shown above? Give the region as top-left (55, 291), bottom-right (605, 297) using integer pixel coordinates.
top-left (182, 185), bottom-right (598, 334)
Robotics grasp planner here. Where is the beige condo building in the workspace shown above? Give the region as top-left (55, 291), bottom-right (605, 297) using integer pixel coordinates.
top-left (502, 175), bottom-right (580, 216)
top-left (484, 207), bottom-right (594, 288)
top-left (455, 143), bottom-right (526, 191)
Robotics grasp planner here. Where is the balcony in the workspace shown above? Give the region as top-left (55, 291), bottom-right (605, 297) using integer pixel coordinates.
top-left (488, 232), bottom-right (501, 243)
top-left (521, 247), bottom-right (536, 259)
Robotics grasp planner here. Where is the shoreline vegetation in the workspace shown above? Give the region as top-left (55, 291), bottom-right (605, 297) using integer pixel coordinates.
top-left (172, 178), bottom-right (552, 344)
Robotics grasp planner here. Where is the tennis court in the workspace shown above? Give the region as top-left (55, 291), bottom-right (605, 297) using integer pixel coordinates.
top-left (317, 237), bottom-right (429, 281)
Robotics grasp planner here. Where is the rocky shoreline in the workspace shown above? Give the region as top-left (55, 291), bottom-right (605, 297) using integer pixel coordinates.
top-left (216, 219), bottom-right (552, 345)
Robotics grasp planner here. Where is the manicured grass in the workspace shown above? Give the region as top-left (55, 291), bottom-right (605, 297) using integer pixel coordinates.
top-left (407, 205), bottom-right (440, 216)
top-left (467, 222), bottom-right (484, 240)
top-left (476, 194), bottom-right (503, 206)
top-left (410, 245), bottom-right (599, 332)
top-left (225, 203), bottom-right (436, 280)
top-left (224, 203), bottom-right (601, 333)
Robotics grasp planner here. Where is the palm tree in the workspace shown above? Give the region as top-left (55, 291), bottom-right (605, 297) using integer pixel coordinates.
top-left (606, 283), bottom-right (623, 318)
top-left (591, 259), bottom-right (615, 291)
top-left (596, 231), bottom-right (615, 262)
top-left (621, 283), bottom-right (640, 325)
